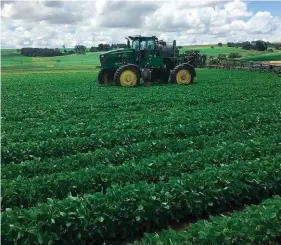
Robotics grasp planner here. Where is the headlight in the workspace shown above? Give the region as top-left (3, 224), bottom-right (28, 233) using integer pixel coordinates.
top-left (100, 55), bottom-right (107, 64)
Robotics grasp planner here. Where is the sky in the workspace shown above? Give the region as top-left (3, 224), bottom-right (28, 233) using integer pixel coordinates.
top-left (1, 0), bottom-right (281, 48)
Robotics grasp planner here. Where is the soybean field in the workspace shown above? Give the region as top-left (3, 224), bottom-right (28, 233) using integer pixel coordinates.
top-left (1, 56), bottom-right (281, 244)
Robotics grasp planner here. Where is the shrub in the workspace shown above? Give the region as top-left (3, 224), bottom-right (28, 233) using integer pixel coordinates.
top-left (209, 57), bottom-right (220, 65)
top-left (228, 52), bottom-right (242, 59)
top-left (218, 54), bottom-right (227, 59)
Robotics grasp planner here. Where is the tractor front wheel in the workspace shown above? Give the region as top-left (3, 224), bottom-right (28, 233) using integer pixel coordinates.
top-left (170, 63), bottom-right (196, 85)
top-left (97, 68), bottom-right (115, 85)
top-left (114, 65), bottom-right (140, 87)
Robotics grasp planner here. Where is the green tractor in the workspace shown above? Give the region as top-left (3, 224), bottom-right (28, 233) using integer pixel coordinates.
top-left (97, 35), bottom-right (197, 87)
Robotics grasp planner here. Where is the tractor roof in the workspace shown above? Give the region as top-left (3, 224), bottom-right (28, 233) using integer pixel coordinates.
top-left (128, 35), bottom-right (158, 41)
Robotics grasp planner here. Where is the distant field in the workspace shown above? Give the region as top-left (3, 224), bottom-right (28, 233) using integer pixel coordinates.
top-left (1, 49), bottom-right (101, 69)
top-left (242, 52), bottom-right (281, 61)
top-left (181, 44), bottom-right (281, 60)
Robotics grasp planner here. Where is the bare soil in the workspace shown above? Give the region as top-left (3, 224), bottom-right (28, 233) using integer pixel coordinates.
top-left (263, 61), bottom-right (281, 66)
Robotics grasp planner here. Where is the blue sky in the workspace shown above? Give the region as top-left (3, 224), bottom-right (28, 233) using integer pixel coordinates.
top-left (247, 1), bottom-right (281, 17)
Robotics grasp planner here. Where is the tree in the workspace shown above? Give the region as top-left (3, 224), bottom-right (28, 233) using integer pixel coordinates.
top-left (98, 44), bottom-right (104, 51)
top-left (62, 44), bottom-right (67, 54)
top-left (227, 42), bottom-right (235, 47)
top-left (89, 46), bottom-right (98, 52)
top-left (255, 40), bottom-right (267, 51)
top-left (217, 43), bottom-right (222, 47)
top-left (74, 45), bottom-right (86, 54)
top-left (242, 41), bottom-right (253, 50)
top-left (103, 44), bottom-right (111, 51)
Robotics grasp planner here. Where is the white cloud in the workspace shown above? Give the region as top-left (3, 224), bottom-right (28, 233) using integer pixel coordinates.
top-left (1, 0), bottom-right (280, 48)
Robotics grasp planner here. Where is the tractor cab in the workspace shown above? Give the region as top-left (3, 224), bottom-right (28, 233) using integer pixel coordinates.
top-left (129, 36), bottom-right (156, 61)
top-left (127, 35), bottom-right (162, 68)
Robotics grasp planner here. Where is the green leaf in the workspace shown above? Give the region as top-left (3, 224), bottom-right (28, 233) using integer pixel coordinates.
top-left (135, 216), bottom-right (141, 221)
top-left (98, 217), bottom-right (104, 222)
top-left (138, 205), bottom-right (144, 211)
top-left (199, 231), bottom-right (207, 239)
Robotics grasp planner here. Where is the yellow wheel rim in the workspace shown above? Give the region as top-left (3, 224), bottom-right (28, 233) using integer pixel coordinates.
top-left (120, 70), bottom-right (137, 86)
top-left (176, 69), bottom-right (192, 84)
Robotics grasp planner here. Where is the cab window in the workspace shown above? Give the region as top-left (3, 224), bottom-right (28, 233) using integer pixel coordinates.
top-left (147, 40), bottom-right (154, 50)
top-left (132, 40), bottom-right (140, 50)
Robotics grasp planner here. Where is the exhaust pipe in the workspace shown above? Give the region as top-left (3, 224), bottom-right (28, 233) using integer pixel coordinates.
top-left (173, 40), bottom-right (176, 51)
top-left (126, 37), bottom-right (130, 48)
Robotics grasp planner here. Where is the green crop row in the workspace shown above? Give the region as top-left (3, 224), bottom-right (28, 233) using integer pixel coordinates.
top-left (3, 98), bottom-right (278, 144)
top-left (2, 157), bottom-right (281, 245)
top-left (2, 122), bottom-right (280, 180)
top-left (2, 134), bottom-right (280, 209)
top-left (131, 195), bottom-right (281, 245)
top-left (3, 107), bottom-right (279, 164)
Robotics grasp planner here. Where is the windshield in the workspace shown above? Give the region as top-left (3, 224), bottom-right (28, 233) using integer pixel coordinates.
top-left (132, 40), bottom-right (155, 50)
top-left (140, 40), bottom-right (155, 50)
top-left (132, 40), bottom-right (140, 50)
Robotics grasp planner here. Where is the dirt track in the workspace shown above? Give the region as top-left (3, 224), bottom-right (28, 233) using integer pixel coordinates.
top-left (263, 61), bottom-right (281, 66)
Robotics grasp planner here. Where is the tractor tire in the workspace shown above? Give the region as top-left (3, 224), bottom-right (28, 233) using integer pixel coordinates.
top-left (170, 63), bottom-right (196, 85)
top-left (97, 68), bottom-right (115, 85)
top-left (114, 65), bottom-right (140, 87)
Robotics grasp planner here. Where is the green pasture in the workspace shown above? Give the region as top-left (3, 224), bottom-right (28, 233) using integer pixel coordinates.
top-left (181, 44), bottom-right (281, 59)
top-left (1, 50), bottom-right (101, 70)
top-left (242, 52), bottom-right (281, 61)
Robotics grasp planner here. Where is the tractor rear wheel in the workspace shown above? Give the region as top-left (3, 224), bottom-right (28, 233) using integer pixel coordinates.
top-left (97, 68), bottom-right (115, 85)
top-left (171, 63), bottom-right (196, 85)
top-left (114, 65), bottom-right (140, 87)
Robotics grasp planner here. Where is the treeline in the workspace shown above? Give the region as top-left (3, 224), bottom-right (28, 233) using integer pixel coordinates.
top-left (89, 43), bottom-right (127, 52)
top-left (226, 40), bottom-right (280, 51)
top-left (19, 43), bottom-right (128, 57)
top-left (20, 48), bottom-right (63, 57)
